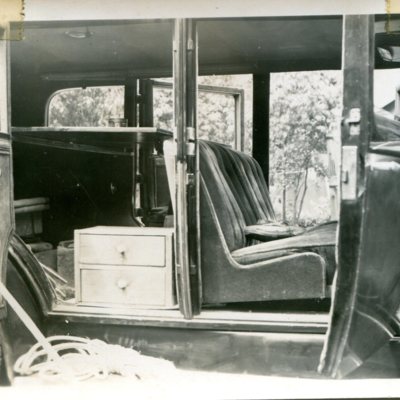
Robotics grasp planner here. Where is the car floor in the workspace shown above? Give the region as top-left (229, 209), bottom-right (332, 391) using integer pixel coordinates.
top-left (4, 369), bottom-right (400, 400)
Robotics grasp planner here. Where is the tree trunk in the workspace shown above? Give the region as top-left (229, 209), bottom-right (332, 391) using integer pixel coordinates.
top-left (282, 171), bottom-right (286, 221)
top-left (293, 173), bottom-right (302, 224)
top-left (297, 167), bottom-right (309, 222)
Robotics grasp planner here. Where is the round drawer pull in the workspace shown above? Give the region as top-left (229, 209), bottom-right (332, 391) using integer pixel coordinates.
top-left (116, 244), bottom-right (126, 256)
top-left (116, 279), bottom-right (129, 290)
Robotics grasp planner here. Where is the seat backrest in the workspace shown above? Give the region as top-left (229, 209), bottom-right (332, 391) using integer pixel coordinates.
top-left (203, 141), bottom-right (275, 225)
top-left (199, 141), bottom-right (246, 251)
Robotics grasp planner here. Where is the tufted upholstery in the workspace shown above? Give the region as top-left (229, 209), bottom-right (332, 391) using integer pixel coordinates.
top-left (199, 140), bottom-right (337, 304)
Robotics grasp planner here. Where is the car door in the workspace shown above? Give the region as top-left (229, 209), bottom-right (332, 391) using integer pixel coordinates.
top-left (172, 19), bottom-right (201, 318)
top-left (319, 14), bottom-right (400, 378)
top-left (0, 32), bottom-right (15, 384)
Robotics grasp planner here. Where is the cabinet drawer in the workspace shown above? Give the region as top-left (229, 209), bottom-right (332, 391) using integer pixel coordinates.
top-left (78, 234), bottom-right (165, 266)
top-left (80, 267), bottom-right (168, 306)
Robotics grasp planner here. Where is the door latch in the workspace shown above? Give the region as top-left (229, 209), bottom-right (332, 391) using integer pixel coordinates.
top-left (341, 146), bottom-right (358, 200)
top-left (347, 108), bottom-right (361, 137)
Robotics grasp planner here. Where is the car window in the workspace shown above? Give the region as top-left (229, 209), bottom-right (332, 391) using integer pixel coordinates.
top-left (153, 74), bottom-right (252, 152)
top-left (269, 70), bottom-right (342, 226)
top-left (47, 86), bottom-right (124, 127)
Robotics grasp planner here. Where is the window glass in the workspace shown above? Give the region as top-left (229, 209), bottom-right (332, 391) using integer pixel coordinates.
top-left (47, 86), bottom-right (124, 127)
top-left (269, 71), bottom-right (342, 226)
top-left (198, 91), bottom-right (235, 146)
top-left (198, 75), bottom-right (252, 153)
top-left (153, 86), bottom-right (174, 131)
top-left (374, 68), bottom-right (400, 112)
top-left (153, 74), bottom-right (253, 152)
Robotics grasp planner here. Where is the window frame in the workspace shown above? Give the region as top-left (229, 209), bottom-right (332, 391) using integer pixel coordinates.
top-left (152, 79), bottom-right (245, 151)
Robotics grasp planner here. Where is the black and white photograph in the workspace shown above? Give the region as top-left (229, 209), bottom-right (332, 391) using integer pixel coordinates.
top-left (1, 0), bottom-right (400, 398)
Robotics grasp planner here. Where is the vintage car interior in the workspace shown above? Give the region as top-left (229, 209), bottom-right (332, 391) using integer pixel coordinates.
top-left (9, 17), bottom-right (344, 313)
top-left (1, 11), bottom-right (400, 383)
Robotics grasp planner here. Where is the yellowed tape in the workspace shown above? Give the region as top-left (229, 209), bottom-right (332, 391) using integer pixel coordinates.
top-left (387, 0), bottom-right (400, 14)
top-left (0, 0), bottom-right (24, 40)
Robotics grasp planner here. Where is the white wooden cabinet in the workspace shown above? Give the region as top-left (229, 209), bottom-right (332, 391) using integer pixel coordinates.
top-left (74, 227), bottom-right (175, 308)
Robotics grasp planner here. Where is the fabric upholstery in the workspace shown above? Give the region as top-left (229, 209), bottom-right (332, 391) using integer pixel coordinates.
top-left (205, 141), bottom-right (275, 225)
top-left (199, 140), bottom-right (337, 303)
top-left (200, 176), bottom-right (328, 303)
top-left (233, 222), bottom-right (336, 261)
top-left (199, 141), bottom-right (246, 251)
top-left (233, 221), bottom-right (337, 283)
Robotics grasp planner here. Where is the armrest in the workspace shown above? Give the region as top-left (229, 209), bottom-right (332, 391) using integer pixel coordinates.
top-left (244, 223), bottom-right (305, 241)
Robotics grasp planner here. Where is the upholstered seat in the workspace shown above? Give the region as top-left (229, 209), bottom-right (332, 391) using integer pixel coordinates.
top-left (232, 221), bottom-right (337, 283)
top-left (205, 141), bottom-right (275, 225)
top-left (199, 140), bottom-right (336, 304)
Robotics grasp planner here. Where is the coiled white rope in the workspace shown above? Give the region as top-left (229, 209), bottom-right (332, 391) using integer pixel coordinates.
top-left (0, 281), bottom-right (175, 382)
top-left (14, 335), bottom-right (169, 381)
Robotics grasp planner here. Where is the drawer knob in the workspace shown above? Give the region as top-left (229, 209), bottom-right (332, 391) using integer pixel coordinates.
top-left (116, 244), bottom-right (126, 256)
top-left (117, 278), bottom-right (129, 289)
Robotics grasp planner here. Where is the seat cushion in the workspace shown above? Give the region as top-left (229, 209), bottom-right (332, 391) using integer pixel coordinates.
top-left (244, 223), bottom-right (305, 241)
top-left (232, 221), bottom-right (337, 282)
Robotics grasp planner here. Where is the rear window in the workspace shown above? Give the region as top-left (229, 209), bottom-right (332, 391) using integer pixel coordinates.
top-left (47, 86), bottom-right (124, 127)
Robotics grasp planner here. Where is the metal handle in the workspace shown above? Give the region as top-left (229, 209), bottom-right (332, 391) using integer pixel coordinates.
top-left (116, 279), bottom-right (129, 290)
top-left (116, 244), bottom-right (126, 255)
top-left (341, 146), bottom-right (358, 200)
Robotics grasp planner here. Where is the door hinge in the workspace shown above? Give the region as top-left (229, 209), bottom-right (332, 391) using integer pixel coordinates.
top-left (176, 263), bottom-right (197, 274)
top-left (176, 264), bottom-right (181, 274)
top-left (186, 173), bottom-right (195, 186)
top-left (186, 127), bottom-right (195, 141)
top-left (186, 142), bottom-right (195, 157)
top-left (189, 264), bottom-right (197, 274)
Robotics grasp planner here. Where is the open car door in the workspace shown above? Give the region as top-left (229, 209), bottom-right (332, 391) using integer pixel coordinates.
top-left (319, 15), bottom-right (400, 378)
top-left (171, 19), bottom-right (201, 318)
top-left (0, 30), bottom-right (15, 384)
